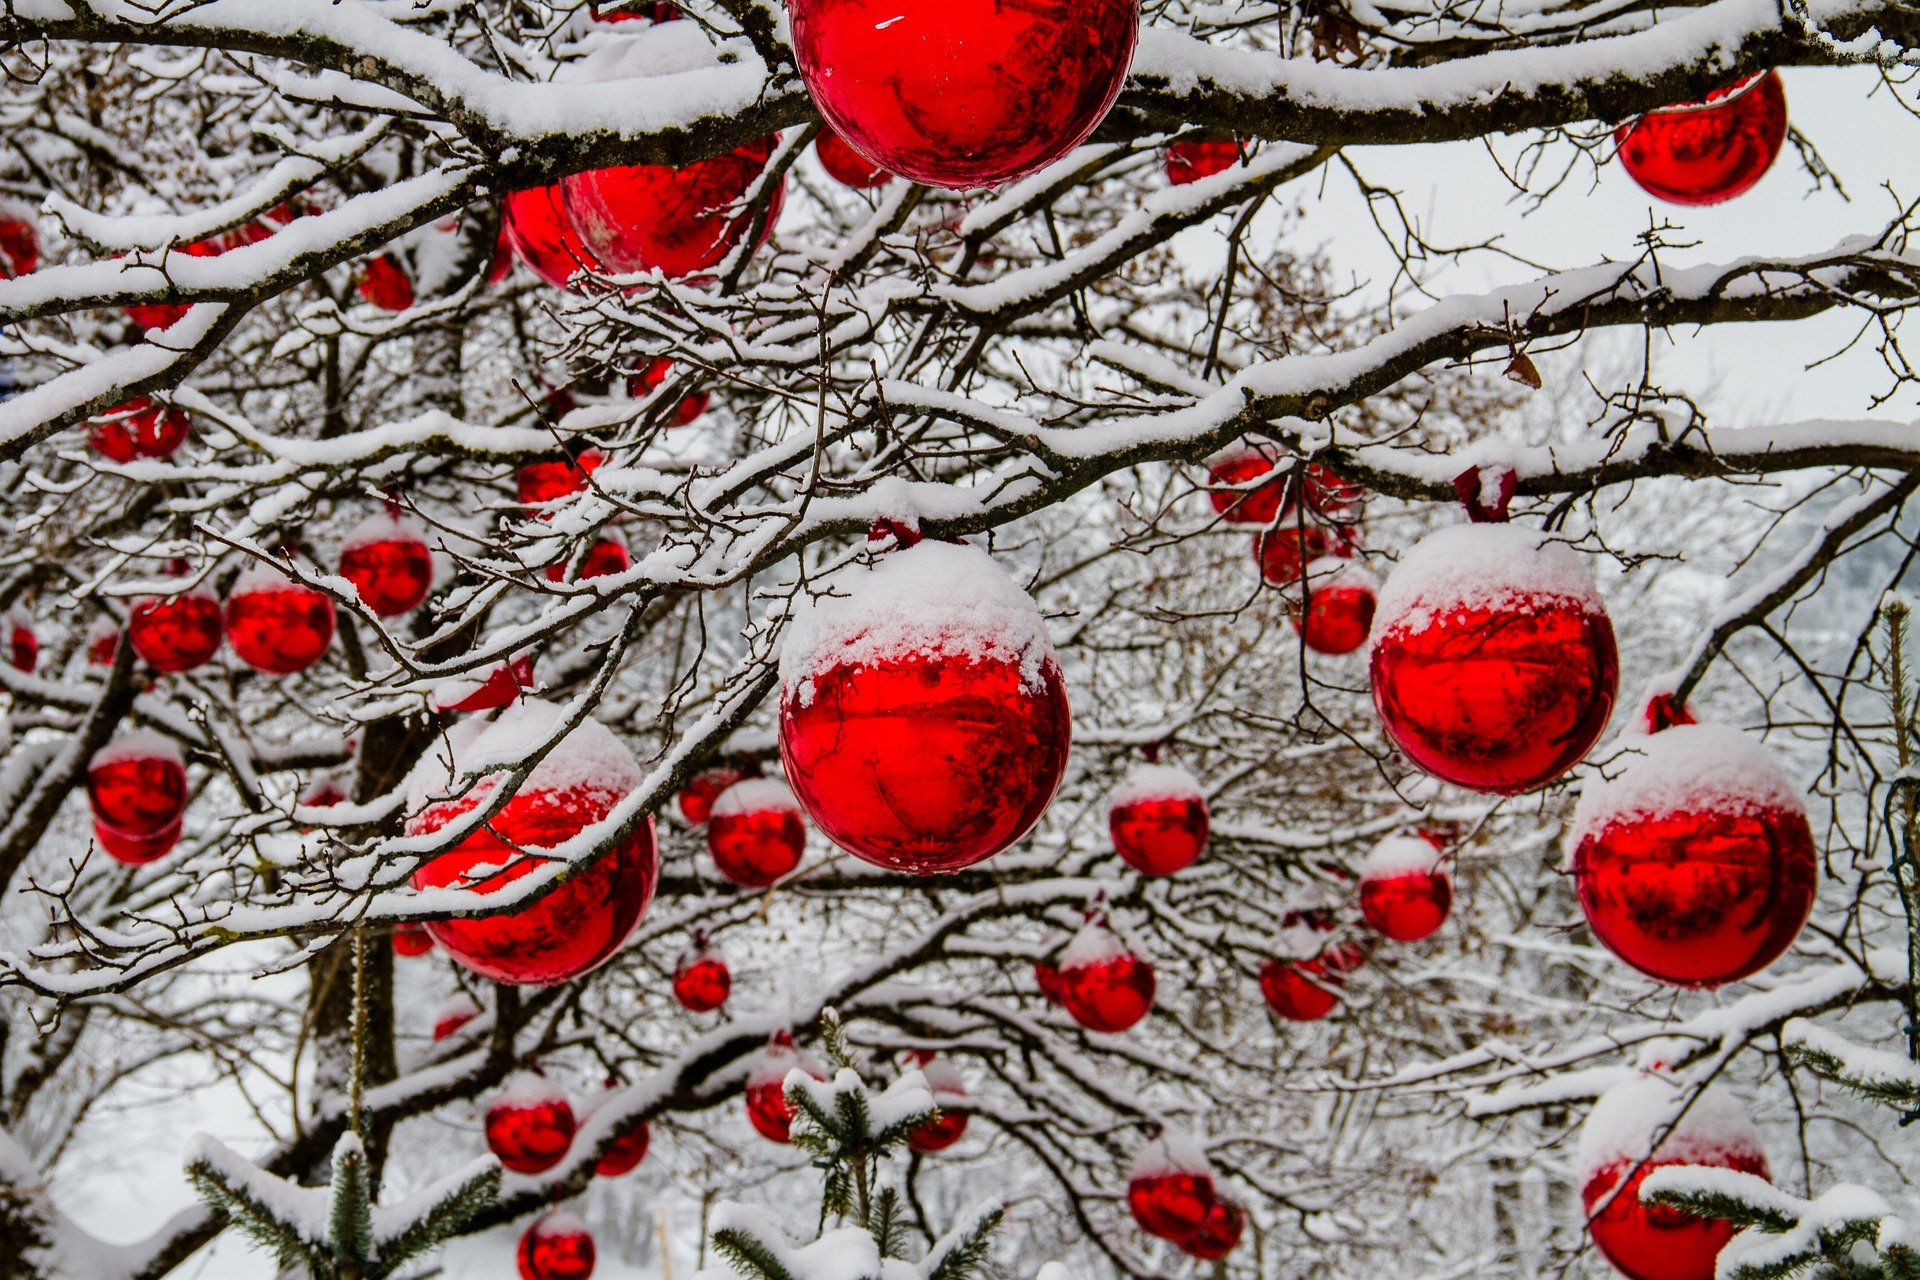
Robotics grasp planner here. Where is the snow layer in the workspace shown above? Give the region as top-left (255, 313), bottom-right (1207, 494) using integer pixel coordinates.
top-left (778, 541), bottom-right (1055, 706)
top-left (1130, 1129), bottom-right (1212, 1179)
top-left (749, 1035), bottom-right (825, 1087)
top-left (412, 698), bottom-right (644, 820)
top-left (1575, 1074), bottom-right (1764, 1183)
top-left (340, 508), bottom-right (428, 554)
top-left (1361, 834), bottom-right (1446, 884)
top-left (489, 1069), bottom-right (570, 1113)
top-left (710, 777), bottom-right (801, 819)
top-left (789, 1068), bottom-right (939, 1136)
top-left (1570, 724), bottom-right (1804, 843)
top-left (229, 557), bottom-right (309, 596)
top-left (90, 729), bottom-right (183, 770)
top-left (1111, 762), bottom-right (1204, 809)
top-left (1060, 920), bottom-right (1130, 970)
top-left (1371, 523), bottom-right (1604, 643)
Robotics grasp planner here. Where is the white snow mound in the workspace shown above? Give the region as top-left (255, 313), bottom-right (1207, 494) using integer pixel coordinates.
top-left (710, 777), bottom-right (802, 819)
top-left (1570, 723), bottom-right (1804, 844)
top-left (1060, 921), bottom-right (1130, 971)
top-left (1576, 1074), bottom-right (1764, 1183)
top-left (489, 1070), bottom-right (570, 1114)
top-left (1361, 835), bottom-right (1446, 884)
top-left (91, 729), bottom-right (184, 770)
top-left (340, 509), bottom-right (428, 554)
top-left (1371, 523), bottom-right (1603, 645)
top-left (1130, 1129), bottom-right (1213, 1179)
top-left (1111, 762), bottom-right (1204, 810)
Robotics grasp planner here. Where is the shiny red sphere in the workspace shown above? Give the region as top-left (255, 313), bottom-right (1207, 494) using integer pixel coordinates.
top-left (1166, 140), bottom-right (1240, 186)
top-left (1360, 871), bottom-right (1452, 942)
top-left (1207, 448), bottom-right (1286, 525)
top-left (9, 624), bottom-right (34, 674)
top-left (560, 140), bottom-right (783, 279)
top-left (1297, 581), bottom-right (1376, 655)
top-left (1584, 1152), bottom-right (1769, 1280)
top-left (1616, 72), bottom-right (1786, 207)
top-left (1255, 524), bottom-right (1355, 587)
top-left (504, 185), bottom-right (604, 289)
top-left (909, 1105), bottom-right (969, 1154)
top-left (356, 254), bottom-right (414, 311)
top-left (486, 1094), bottom-right (576, 1175)
top-left (788, 0), bottom-right (1138, 189)
top-left (630, 358), bottom-right (709, 426)
top-left (88, 626), bottom-right (118, 667)
top-left (340, 533), bottom-right (433, 618)
top-left (1110, 795), bottom-right (1208, 876)
top-left (1180, 1200), bottom-right (1246, 1260)
top-left (596, 1118), bottom-right (650, 1177)
top-left (128, 591), bottom-right (223, 673)
top-left (226, 580), bottom-right (336, 675)
top-left (88, 746), bottom-right (187, 838)
top-left (1058, 952), bottom-right (1155, 1033)
top-left (673, 954), bottom-right (731, 1012)
top-left (546, 536), bottom-right (630, 583)
top-left (815, 128), bottom-right (894, 189)
top-left (390, 923), bottom-right (435, 957)
top-left (707, 805), bottom-right (805, 888)
top-left (124, 238), bottom-right (222, 332)
top-left (518, 450), bottom-right (605, 513)
top-left (90, 398), bottom-right (190, 463)
top-left (1258, 957), bottom-right (1339, 1021)
top-left (745, 1078), bottom-right (801, 1143)
top-left (779, 653), bottom-right (1072, 874)
top-left (1129, 1171), bottom-right (1216, 1239)
top-left (95, 817), bottom-right (180, 865)
top-left (0, 216), bottom-right (40, 277)
top-left (517, 1216), bottom-right (596, 1280)
top-left (678, 766), bottom-right (748, 825)
top-left (1034, 960), bottom-right (1065, 1004)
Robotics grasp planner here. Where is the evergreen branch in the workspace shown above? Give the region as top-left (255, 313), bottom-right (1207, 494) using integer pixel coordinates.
top-left (327, 1134), bottom-right (374, 1269)
top-left (1784, 1019), bottom-right (1920, 1109)
top-left (370, 1159), bottom-right (501, 1275)
top-left (712, 1227), bottom-right (800, 1280)
top-left (924, 1204), bottom-right (1005, 1280)
top-left (184, 1154), bottom-right (325, 1273)
top-left (1640, 1167), bottom-right (1796, 1233)
top-left (870, 1107), bottom-right (938, 1156)
top-left (868, 1188), bottom-right (907, 1260)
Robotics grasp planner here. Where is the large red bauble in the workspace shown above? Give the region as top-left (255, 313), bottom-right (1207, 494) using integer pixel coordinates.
top-left (678, 765), bottom-right (749, 825)
top-left (1616, 72), bottom-right (1786, 207)
top-left (707, 779), bottom-right (806, 887)
top-left (1359, 834), bottom-right (1453, 943)
top-left (545, 535), bottom-right (630, 583)
top-left (595, 1115), bottom-right (650, 1178)
top-left (1180, 1200), bottom-right (1246, 1260)
top-left (673, 947), bottom-right (731, 1012)
top-left (96, 816), bottom-right (180, 865)
top-left (517, 1213), bottom-right (596, 1280)
top-left (778, 540), bottom-right (1071, 874)
top-left (434, 653), bottom-right (537, 713)
top-left (1033, 960), bottom-right (1065, 1004)
top-left (1127, 1133), bottom-right (1216, 1239)
top-left (903, 1051), bottom-right (969, 1153)
top-left (560, 140), bottom-right (784, 280)
top-left (503, 185), bottom-right (604, 290)
top-left (815, 128), bottom-right (893, 190)
top-left (1369, 524), bottom-right (1616, 794)
top-left (90, 398), bottom-right (190, 463)
top-left (407, 700), bottom-right (659, 986)
top-left (485, 1073), bottom-right (576, 1174)
top-left (226, 563), bottom-right (336, 675)
top-left (128, 571), bottom-right (223, 674)
top-left (88, 732), bottom-right (187, 838)
top-left (8, 620), bottom-right (34, 674)
top-left (1108, 763), bottom-right (1209, 876)
top-left (432, 995), bottom-right (481, 1041)
top-left (0, 213), bottom-right (39, 277)
top-left (630, 358), bottom-right (709, 426)
top-left (338, 510), bottom-right (434, 617)
top-left (1257, 956), bottom-right (1340, 1021)
top-left (356, 254), bottom-right (414, 311)
top-left (787, 0), bottom-right (1138, 189)
top-left (745, 1031), bottom-right (826, 1144)
top-left (1295, 557), bottom-right (1377, 656)
top-left (518, 449), bottom-right (605, 513)
top-left (1167, 140), bottom-right (1241, 186)
top-left (390, 923), bottom-right (434, 957)
top-left (1579, 1075), bottom-right (1769, 1280)
top-left (1570, 723), bottom-right (1816, 988)
top-left (1056, 923), bottom-right (1154, 1033)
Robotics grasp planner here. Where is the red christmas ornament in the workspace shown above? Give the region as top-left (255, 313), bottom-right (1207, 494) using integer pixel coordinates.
top-left (559, 139), bottom-right (784, 280)
top-left (1257, 956), bottom-right (1340, 1022)
top-left (593, 1), bottom-right (679, 19)
top-left (1578, 1075), bottom-right (1769, 1280)
top-left (518, 448), bottom-right (605, 514)
top-left (503, 185), bottom-right (604, 290)
top-left (1359, 834), bottom-right (1452, 942)
top-left (485, 1072), bottom-right (577, 1175)
top-left (432, 995), bottom-right (481, 1041)
top-left (706, 778), bottom-right (807, 888)
top-left (903, 1051), bottom-right (969, 1153)
top-left (744, 1031), bottom-right (826, 1144)
top-left (225, 559), bottom-right (336, 676)
top-left (1108, 763), bottom-right (1209, 876)
top-left (1166, 139), bottom-right (1241, 186)
top-left (546, 534), bottom-right (630, 583)
top-left (1033, 960), bottom-right (1065, 1004)
top-left (1294, 557), bottom-right (1377, 656)
top-left (629, 358), bottom-right (709, 426)
top-left (391, 923), bottom-right (435, 957)
top-left (673, 937), bottom-right (731, 1012)
top-left (8, 617), bottom-right (35, 674)
top-left (517, 1212), bottom-right (596, 1280)
top-left (1255, 522), bottom-right (1356, 588)
top-left (678, 765), bottom-right (749, 825)
top-left (1369, 523), bottom-right (1617, 794)
top-left (88, 732), bottom-right (188, 842)
top-left (128, 566), bottom-right (223, 674)
top-left (94, 816), bottom-right (181, 865)
top-left (1180, 1200), bottom-right (1246, 1260)
top-left (338, 508), bottom-right (434, 618)
top-left (787, 0), bottom-right (1139, 189)
top-left (356, 254), bottom-right (414, 311)
top-left (1616, 71), bottom-right (1786, 207)
top-left (778, 537), bottom-right (1071, 874)
top-left (1056, 920), bottom-right (1154, 1033)
top-left (87, 620), bottom-right (119, 667)
top-left (1206, 445), bottom-right (1287, 526)
top-left (434, 653), bottom-right (538, 713)
top-left (0, 207), bottom-right (40, 277)
top-left (123, 237), bottom-right (223, 333)
top-left (815, 128), bottom-right (894, 190)
top-left (589, 1083), bottom-right (651, 1178)
top-left (1127, 1132), bottom-right (1217, 1239)
top-left (89, 397), bottom-right (191, 464)
top-left (1570, 722), bottom-right (1816, 988)
top-left (407, 700), bottom-right (659, 986)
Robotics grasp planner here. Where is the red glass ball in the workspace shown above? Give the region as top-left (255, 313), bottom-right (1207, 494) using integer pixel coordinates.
top-left (744, 1078), bottom-right (799, 1143)
top-left (517, 1214), bottom-right (596, 1280)
top-left (1033, 960), bottom-right (1065, 1004)
top-left (1255, 524), bottom-right (1355, 587)
top-left (0, 216), bottom-right (40, 277)
top-left (909, 1105), bottom-right (969, 1154)
top-left (124, 238), bottom-right (221, 332)
top-left (486, 1082), bottom-right (576, 1174)
top-left (1166, 140), bottom-right (1240, 186)
top-left (504, 185), bottom-right (604, 289)
top-left (1359, 835), bottom-right (1452, 943)
top-left (815, 128), bottom-right (894, 189)
top-left (87, 623), bottom-right (119, 667)
top-left (1109, 766), bottom-right (1209, 876)
top-left (9, 623), bottom-right (34, 675)
top-left (673, 953), bottom-right (731, 1012)
top-left (1258, 957), bottom-right (1339, 1021)
top-left (707, 781), bottom-right (806, 887)
top-left (1616, 72), bottom-right (1786, 207)
top-left (226, 572), bottom-right (336, 675)
top-left (788, 0), bottom-right (1138, 189)
top-left (391, 923), bottom-right (435, 957)
top-left (519, 449), bottom-right (605, 513)
top-left (630, 358), bottom-right (710, 426)
top-left (1296, 559), bottom-right (1377, 656)
top-left (678, 766), bottom-right (748, 825)
top-left (439, 654), bottom-right (538, 713)
top-left (339, 514), bottom-right (434, 617)
top-left (1180, 1200), bottom-right (1246, 1260)
top-left (1369, 525), bottom-right (1617, 794)
top-left (1206, 446), bottom-right (1285, 525)
top-left (560, 140), bottom-right (783, 280)
top-left (90, 398), bottom-right (190, 463)
top-left (356, 254), bottom-right (414, 311)
top-left (1129, 1170), bottom-right (1215, 1239)
top-left (128, 589), bottom-right (223, 674)
top-left (1585, 1154), bottom-right (1766, 1280)
top-left (88, 735), bottom-right (187, 837)
top-left (95, 816), bottom-right (180, 865)
top-left (546, 536), bottom-right (630, 583)
top-left (1571, 724), bottom-right (1817, 988)
top-left (596, 1118), bottom-right (650, 1177)
top-left (1058, 951), bottom-right (1155, 1033)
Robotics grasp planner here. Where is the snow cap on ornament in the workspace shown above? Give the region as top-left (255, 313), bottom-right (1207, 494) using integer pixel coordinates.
top-left (1358, 833), bottom-right (1452, 943)
top-left (432, 993), bottom-right (482, 1041)
top-left (1056, 915), bottom-right (1155, 1033)
top-left (706, 776), bottom-right (807, 887)
top-left (1109, 761), bottom-right (1209, 877)
top-left (1127, 1128), bottom-right (1217, 1239)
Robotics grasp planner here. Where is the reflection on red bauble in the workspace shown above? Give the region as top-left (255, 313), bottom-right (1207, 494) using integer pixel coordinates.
top-left (339, 509), bottom-right (434, 617)
top-left (517, 1213), bottom-right (596, 1280)
top-left (356, 254), bottom-right (414, 311)
top-left (432, 995), bottom-right (481, 1041)
top-left (788, 0), bottom-right (1139, 189)
top-left (226, 562), bottom-right (336, 675)
top-left (1255, 523), bottom-right (1355, 588)
top-left (129, 572), bottom-right (223, 674)
top-left (408, 700), bottom-right (659, 986)
top-left (1109, 763), bottom-right (1209, 876)
top-left (1359, 834), bottom-right (1453, 942)
top-left (1258, 956), bottom-right (1340, 1021)
top-left (707, 778), bottom-right (806, 887)
top-left (673, 947), bottom-right (731, 1012)
top-left (903, 1051), bottom-right (969, 1153)
top-left (560, 140), bottom-right (784, 280)
top-left (8, 621), bottom-right (34, 674)
top-left (745, 1031), bottom-right (826, 1143)
top-left (1571, 723), bottom-right (1816, 988)
top-left (1128, 1132), bottom-right (1216, 1239)
top-left (519, 449), bottom-right (605, 513)
top-left (629, 358), bottom-right (709, 426)
top-left (1369, 524), bottom-right (1616, 794)
top-left (504, 185), bottom-right (604, 290)
top-left (1295, 557), bottom-right (1377, 656)
top-left (1616, 72), bottom-right (1786, 207)
top-left (486, 1073), bottom-right (576, 1174)
top-left (124, 237), bottom-right (223, 332)
top-left (778, 540), bottom-right (1071, 874)
top-left (1180, 1200), bottom-right (1246, 1259)
top-left (595, 1115), bottom-right (650, 1178)
top-left (88, 732), bottom-right (187, 839)
top-left (678, 765), bottom-right (748, 825)
top-left (391, 923), bottom-right (434, 957)
top-left (95, 816), bottom-right (181, 865)
top-left (0, 213), bottom-right (39, 277)
top-left (1579, 1076), bottom-right (1769, 1280)
top-left (1056, 922), bottom-right (1154, 1033)
top-left (1166, 140), bottom-right (1241, 185)
top-left (90, 398), bottom-right (190, 463)
top-left (546, 535), bottom-right (630, 583)
top-left (435, 653), bottom-right (538, 713)
top-left (815, 128), bottom-right (894, 190)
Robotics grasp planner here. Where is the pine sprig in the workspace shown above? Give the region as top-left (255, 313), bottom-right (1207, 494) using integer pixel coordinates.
top-left (868, 1188), bottom-right (907, 1260)
top-left (327, 1134), bottom-right (375, 1267)
top-left (371, 1160), bottom-right (501, 1274)
top-left (1784, 1019), bottom-right (1920, 1112)
top-left (185, 1153), bottom-right (324, 1274)
top-left (923, 1204), bottom-right (1005, 1280)
top-left (1643, 1168), bottom-right (1912, 1280)
top-left (712, 1226), bottom-right (800, 1280)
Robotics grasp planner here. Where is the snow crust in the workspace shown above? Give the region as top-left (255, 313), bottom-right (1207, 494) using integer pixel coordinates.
top-left (489, 1069), bottom-right (570, 1113)
top-left (914, 1056), bottom-right (966, 1096)
top-left (1576, 1074), bottom-right (1764, 1183)
top-left (409, 698), bottom-right (644, 819)
top-left (1059, 921), bottom-right (1129, 971)
top-left (1129, 1129), bottom-right (1212, 1179)
top-left (1570, 724), bottom-right (1804, 843)
top-left (90, 729), bottom-right (183, 770)
top-left (229, 557), bottom-right (308, 596)
top-left (1360, 834), bottom-right (1446, 884)
top-left (1110, 763), bottom-right (1204, 810)
top-left (1371, 523), bottom-right (1603, 643)
top-left (787, 1068), bottom-right (938, 1136)
top-left (749, 1035), bottom-right (824, 1087)
top-left (532, 1210), bottom-right (590, 1238)
top-left (340, 508), bottom-right (428, 553)
top-left (709, 777), bottom-right (801, 819)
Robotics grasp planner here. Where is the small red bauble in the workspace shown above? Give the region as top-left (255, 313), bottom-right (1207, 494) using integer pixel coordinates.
top-left (1359, 834), bottom-right (1453, 943)
top-left (903, 1051), bottom-right (969, 1153)
top-left (1056, 921), bottom-right (1154, 1033)
top-left (707, 778), bottom-right (807, 888)
top-left (1369, 523), bottom-right (1617, 794)
top-left (815, 128), bottom-right (894, 190)
top-left (591, 1087), bottom-right (651, 1177)
top-left (787, 0), bottom-right (1138, 189)
top-left (0, 210), bottom-right (40, 277)
top-left (90, 398), bottom-right (190, 463)
top-left (87, 620), bottom-right (119, 667)
top-left (629, 358), bottom-right (709, 426)
top-left (1127, 1132), bottom-right (1216, 1239)
top-left (779, 539), bottom-right (1071, 874)
top-left (1180, 1199), bottom-right (1246, 1260)
top-left (338, 509), bottom-right (434, 617)
top-left (503, 185), bottom-right (604, 290)
top-left (1257, 956), bottom-right (1340, 1021)
top-left (434, 653), bottom-right (538, 713)
top-left (95, 816), bottom-right (181, 865)
top-left (88, 731), bottom-right (188, 839)
top-left (1206, 445), bottom-right (1287, 526)
top-left (1166, 139), bottom-right (1241, 186)
top-left (517, 1212), bottom-right (596, 1280)
top-left (225, 561), bottom-right (336, 675)
top-left (1570, 722), bottom-right (1816, 988)
top-left (593, 1), bottom-right (679, 18)
top-left (1295, 557), bottom-right (1377, 656)
top-left (673, 941), bottom-right (731, 1012)
top-left (1254, 523), bottom-right (1356, 588)
top-left (745, 1031), bottom-right (826, 1144)
top-left (391, 923), bottom-right (435, 957)
top-left (8, 619), bottom-right (34, 674)
top-left (432, 995), bottom-right (481, 1041)
top-left (560, 140), bottom-right (784, 280)
top-left (546, 535), bottom-right (630, 583)
top-left (356, 254), bottom-right (414, 311)
top-left (678, 765), bottom-right (749, 825)
top-left (518, 449), bottom-right (605, 513)
top-left (1579, 1075), bottom-right (1769, 1280)
top-left (1108, 763), bottom-right (1209, 876)
top-left (408, 700), bottom-right (659, 986)
top-left (128, 575), bottom-right (223, 675)
top-left (485, 1072), bottom-right (576, 1175)
top-left (1616, 71), bottom-right (1786, 207)
top-left (123, 237), bottom-right (223, 332)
